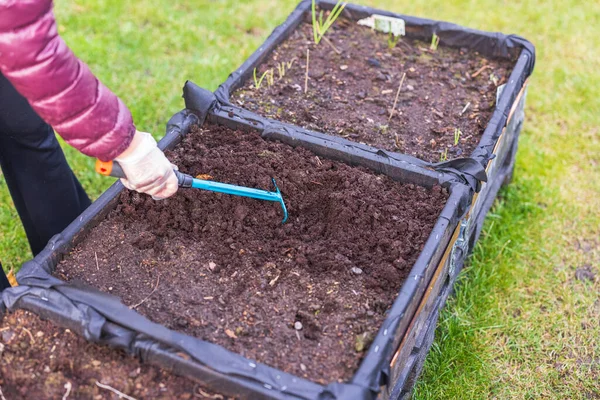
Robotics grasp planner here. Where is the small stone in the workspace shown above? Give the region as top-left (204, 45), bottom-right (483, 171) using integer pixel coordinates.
top-left (367, 58), bottom-right (381, 68)
top-left (376, 72), bottom-right (387, 81)
top-left (300, 363), bottom-right (307, 372)
top-left (407, 85), bottom-right (414, 91)
top-left (340, 65), bottom-right (348, 70)
top-left (351, 267), bottom-right (363, 275)
top-left (1, 330), bottom-right (14, 342)
top-left (207, 262), bottom-right (218, 272)
top-left (91, 360), bottom-right (101, 367)
top-left (35, 331), bottom-right (44, 337)
top-left (43, 365), bottom-right (51, 373)
top-left (294, 321), bottom-right (303, 330)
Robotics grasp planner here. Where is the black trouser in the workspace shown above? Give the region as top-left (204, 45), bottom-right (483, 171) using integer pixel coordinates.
top-left (0, 73), bottom-right (91, 256)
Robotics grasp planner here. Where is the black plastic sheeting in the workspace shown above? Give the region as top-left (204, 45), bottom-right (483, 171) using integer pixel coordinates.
top-left (212, 0), bottom-right (535, 193)
top-left (0, 1), bottom-right (534, 399)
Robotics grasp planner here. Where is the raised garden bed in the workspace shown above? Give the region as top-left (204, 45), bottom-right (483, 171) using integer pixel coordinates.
top-left (56, 123), bottom-right (448, 383)
top-left (231, 16), bottom-right (514, 162)
top-left (8, 105), bottom-right (469, 399)
top-left (0, 309), bottom-right (226, 399)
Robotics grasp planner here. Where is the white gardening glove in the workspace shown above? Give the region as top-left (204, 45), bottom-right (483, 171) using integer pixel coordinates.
top-left (115, 131), bottom-right (178, 200)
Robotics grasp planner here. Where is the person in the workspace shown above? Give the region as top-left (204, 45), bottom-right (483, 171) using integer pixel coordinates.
top-left (0, 0), bottom-right (178, 256)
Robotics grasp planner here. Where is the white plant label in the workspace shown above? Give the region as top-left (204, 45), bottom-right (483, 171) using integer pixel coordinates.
top-left (357, 15), bottom-right (406, 37)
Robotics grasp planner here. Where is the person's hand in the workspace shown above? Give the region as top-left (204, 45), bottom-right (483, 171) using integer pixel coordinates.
top-left (115, 131), bottom-right (178, 200)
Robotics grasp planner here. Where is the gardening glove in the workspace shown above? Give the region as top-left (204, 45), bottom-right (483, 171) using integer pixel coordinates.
top-left (115, 131), bottom-right (178, 200)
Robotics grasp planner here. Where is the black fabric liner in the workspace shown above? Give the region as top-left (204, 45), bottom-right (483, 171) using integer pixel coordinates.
top-left (0, 1), bottom-right (533, 398)
top-left (212, 0), bottom-right (535, 194)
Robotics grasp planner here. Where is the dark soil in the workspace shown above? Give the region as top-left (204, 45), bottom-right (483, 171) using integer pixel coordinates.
top-left (0, 310), bottom-right (228, 399)
top-left (231, 18), bottom-right (515, 162)
top-left (56, 124), bottom-right (448, 383)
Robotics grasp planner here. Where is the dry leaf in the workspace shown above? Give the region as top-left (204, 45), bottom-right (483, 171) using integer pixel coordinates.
top-left (195, 174), bottom-right (213, 180)
top-left (225, 329), bottom-right (238, 339)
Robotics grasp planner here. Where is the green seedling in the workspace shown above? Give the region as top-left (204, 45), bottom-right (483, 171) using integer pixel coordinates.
top-left (454, 128), bottom-right (462, 146)
top-left (312, 0), bottom-right (346, 45)
top-left (387, 21), bottom-right (401, 49)
top-left (388, 31), bottom-right (400, 49)
top-left (440, 148), bottom-right (448, 162)
top-left (276, 58), bottom-right (296, 79)
top-left (430, 33), bottom-right (440, 51)
top-left (490, 72), bottom-right (499, 86)
top-left (266, 69), bottom-right (274, 87)
top-left (253, 68), bottom-right (268, 89)
top-left (253, 68), bottom-right (274, 89)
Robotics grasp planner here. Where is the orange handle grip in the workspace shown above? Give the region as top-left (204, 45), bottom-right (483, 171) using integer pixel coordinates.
top-left (95, 160), bottom-right (125, 178)
top-left (95, 160), bottom-right (114, 176)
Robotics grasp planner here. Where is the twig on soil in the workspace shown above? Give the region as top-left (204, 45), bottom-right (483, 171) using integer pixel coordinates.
top-left (62, 382), bottom-right (72, 400)
top-left (94, 252), bottom-right (99, 271)
top-left (394, 133), bottom-right (402, 149)
top-left (0, 385), bottom-right (6, 400)
top-left (471, 64), bottom-right (492, 78)
top-left (322, 35), bottom-right (342, 54)
top-left (460, 101), bottom-right (471, 116)
top-left (21, 327), bottom-right (35, 345)
top-left (95, 381), bottom-right (137, 400)
top-left (388, 72), bottom-right (407, 122)
top-left (194, 385), bottom-right (224, 399)
top-left (130, 275), bottom-right (160, 309)
top-left (304, 49), bottom-right (310, 94)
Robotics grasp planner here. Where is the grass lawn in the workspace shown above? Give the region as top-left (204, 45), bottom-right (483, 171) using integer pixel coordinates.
top-left (1, 0), bottom-right (598, 398)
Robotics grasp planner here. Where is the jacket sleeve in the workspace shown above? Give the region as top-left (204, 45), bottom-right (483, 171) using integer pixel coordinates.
top-left (0, 0), bottom-right (135, 161)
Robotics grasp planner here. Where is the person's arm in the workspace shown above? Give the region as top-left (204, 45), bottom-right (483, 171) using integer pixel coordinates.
top-left (0, 0), bottom-right (177, 199)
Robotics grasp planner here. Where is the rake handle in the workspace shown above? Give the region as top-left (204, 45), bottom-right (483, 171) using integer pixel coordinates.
top-left (95, 160), bottom-right (193, 188)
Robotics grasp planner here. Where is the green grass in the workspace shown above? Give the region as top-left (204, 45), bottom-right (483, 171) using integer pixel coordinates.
top-left (1, 0), bottom-right (598, 398)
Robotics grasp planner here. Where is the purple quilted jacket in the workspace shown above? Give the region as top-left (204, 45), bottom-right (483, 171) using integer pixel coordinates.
top-left (0, 0), bottom-right (135, 161)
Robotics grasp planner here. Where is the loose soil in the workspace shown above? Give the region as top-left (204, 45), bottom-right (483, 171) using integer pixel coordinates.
top-left (0, 309), bottom-right (228, 399)
top-left (232, 18), bottom-right (515, 162)
top-left (56, 124), bottom-right (448, 383)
